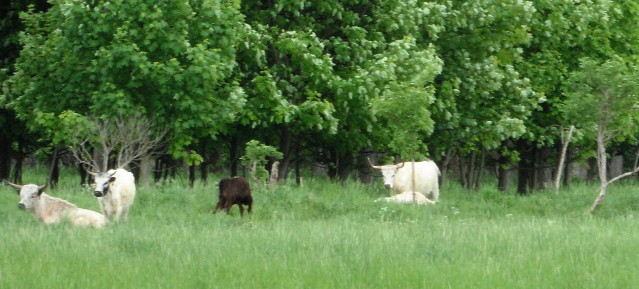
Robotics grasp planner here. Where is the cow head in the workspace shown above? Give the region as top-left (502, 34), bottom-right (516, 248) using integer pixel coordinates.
top-left (4, 182), bottom-right (46, 211)
top-left (89, 171), bottom-right (116, 197)
top-left (368, 158), bottom-right (404, 189)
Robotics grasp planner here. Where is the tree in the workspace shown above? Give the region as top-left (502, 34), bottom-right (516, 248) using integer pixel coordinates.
top-left (59, 112), bottom-right (166, 173)
top-left (563, 57), bottom-right (639, 212)
top-left (0, 0), bottom-right (51, 181)
top-left (514, 0), bottom-right (639, 194)
top-left (427, 0), bottom-right (541, 190)
top-left (371, 39), bottom-right (442, 160)
top-left (3, 0), bottom-right (246, 170)
top-left (240, 140), bottom-right (283, 184)
top-left (237, 0), bottom-right (448, 180)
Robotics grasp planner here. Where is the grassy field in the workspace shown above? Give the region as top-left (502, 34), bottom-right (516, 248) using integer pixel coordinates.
top-left (1, 168), bottom-right (639, 288)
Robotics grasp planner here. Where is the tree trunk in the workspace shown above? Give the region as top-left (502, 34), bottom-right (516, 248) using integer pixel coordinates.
top-left (497, 156), bottom-right (509, 192)
top-left (269, 161), bottom-right (280, 185)
top-left (229, 136), bottom-right (239, 177)
top-left (590, 124), bottom-right (609, 212)
top-left (517, 146), bottom-right (533, 195)
top-left (139, 153), bottom-right (153, 187)
top-left (460, 151), bottom-right (485, 191)
top-left (278, 126), bottom-right (293, 180)
top-left (78, 163), bottom-right (89, 185)
top-left (563, 147), bottom-right (572, 188)
top-left (12, 155), bottom-right (23, 184)
top-left (0, 128), bottom-right (10, 180)
top-left (154, 157), bottom-right (163, 182)
top-left (199, 139), bottom-right (209, 184)
top-left (48, 147), bottom-right (59, 188)
top-left (188, 165), bottom-right (196, 187)
top-left (554, 126), bottom-right (574, 193)
top-left (440, 149), bottom-right (457, 186)
top-left (295, 158), bottom-right (302, 185)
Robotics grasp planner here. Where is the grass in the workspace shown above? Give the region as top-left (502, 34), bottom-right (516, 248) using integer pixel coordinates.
top-left (1, 167), bottom-right (639, 288)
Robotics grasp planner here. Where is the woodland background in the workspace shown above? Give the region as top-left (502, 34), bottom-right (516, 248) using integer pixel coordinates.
top-left (2, 0), bottom-right (639, 197)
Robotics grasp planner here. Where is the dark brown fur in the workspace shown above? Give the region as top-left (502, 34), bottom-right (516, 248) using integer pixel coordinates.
top-left (215, 177), bottom-right (253, 216)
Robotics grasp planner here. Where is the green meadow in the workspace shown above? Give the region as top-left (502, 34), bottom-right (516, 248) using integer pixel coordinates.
top-left (2, 168), bottom-right (639, 289)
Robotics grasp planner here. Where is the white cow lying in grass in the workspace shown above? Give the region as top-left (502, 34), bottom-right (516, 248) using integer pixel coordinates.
top-left (369, 159), bottom-right (441, 203)
top-left (5, 182), bottom-right (106, 228)
top-left (375, 191), bottom-right (435, 205)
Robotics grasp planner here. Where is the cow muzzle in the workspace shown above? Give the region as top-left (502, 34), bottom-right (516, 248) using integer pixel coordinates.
top-left (17, 203), bottom-right (25, 210)
top-left (93, 191), bottom-right (104, 197)
top-left (384, 184), bottom-right (392, 189)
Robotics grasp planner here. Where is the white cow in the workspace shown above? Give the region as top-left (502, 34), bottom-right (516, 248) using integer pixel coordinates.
top-left (375, 191), bottom-right (435, 205)
top-left (90, 168), bottom-right (136, 221)
top-left (369, 159), bottom-right (441, 202)
top-left (6, 182), bottom-right (106, 228)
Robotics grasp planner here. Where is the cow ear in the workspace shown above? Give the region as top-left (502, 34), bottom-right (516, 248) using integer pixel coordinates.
top-left (109, 177), bottom-right (116, 183)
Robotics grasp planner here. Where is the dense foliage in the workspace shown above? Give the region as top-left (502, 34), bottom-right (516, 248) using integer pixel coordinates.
top-left (2, 0), bottom-right (639, 195)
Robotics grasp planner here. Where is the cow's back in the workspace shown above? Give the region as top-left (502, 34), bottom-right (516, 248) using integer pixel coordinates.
top-left (110, 168), bottom-right (136, 208)
top-left (219, 177), bottom-right (251, 195)
top-left (394, 161), bottom-right (440, 200)
top-left (69, 208), bottom-right (107, 228)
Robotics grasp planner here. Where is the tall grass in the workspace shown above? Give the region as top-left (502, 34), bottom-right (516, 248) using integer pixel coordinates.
top-left (1, 168), bottom-right (639, 288)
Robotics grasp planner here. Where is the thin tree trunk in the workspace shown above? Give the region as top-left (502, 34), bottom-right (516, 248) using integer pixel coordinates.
top-left (0, 127), bottom-right (10, 180)
top-left (188, 165), bottom-right (196, 187)
top-left (12, 154), bottom-right (24, 184)
top-left (278, 127), bottom-right (293, 181)
top-left (590, 123), bottom-right (609, 212)
top-left (497, 155), bottom-right (509, 192)
top-left (139, 153), bottom-right (153, 187)
top-left (269, 161), bottom-right (280, 187)
top-left (229, 136), bottom-right (239, 177)
top-left (48, 147), bottom-right (60, 188)
top-left (563, 147), bottom-right (571, 188)
top-left (468, 152), bottom-right (476, 190)
top-left (78, 164), bottom-right (88, 185)
top-left (517, 152), bottom-right (531, 195)
top-left (440, 149), bottom-right (456, 186)
top-left (555, 125), bottom-right (575, 193)
top-left (474, 150), bottom-right (485, 190)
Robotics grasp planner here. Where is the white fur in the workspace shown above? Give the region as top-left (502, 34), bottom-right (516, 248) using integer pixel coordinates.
top-left (92, 168), bottom-right (136, 221)
top-left (375, 191), bottom-right (435, 205)
top-left (375, 161), bottom-right (441, 202)
top-left (17, 184), bottom-right (106, 228)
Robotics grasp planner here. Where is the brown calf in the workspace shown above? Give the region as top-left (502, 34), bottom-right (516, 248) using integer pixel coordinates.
top-left (215, 177), bottom-right (253, 216)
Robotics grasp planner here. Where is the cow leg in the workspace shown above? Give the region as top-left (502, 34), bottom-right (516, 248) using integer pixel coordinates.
top-left (238, 205), bottom-right (244, 216)
top-left (120, 206), bottom-right (129, 220)
top-left (247, 203), bottom-right (252, 214)
top-left (224, 199), bottom-right (234, 214)
top-left (215, 201), bottom-right (224, 213)
top-left (432, 185), bottom-right (440, 203)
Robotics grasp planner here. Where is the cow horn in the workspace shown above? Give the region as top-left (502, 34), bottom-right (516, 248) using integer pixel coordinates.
top-left (4, 180), bottom-right (22, 189)
top-left (397, 162), bottom-right (405, 169)
top-left (3, 180), bottom-right (22, 194)
top-left (87, 171), bottom-right (97, 176)
top-left (367, 157), bottom-right (382, 169)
